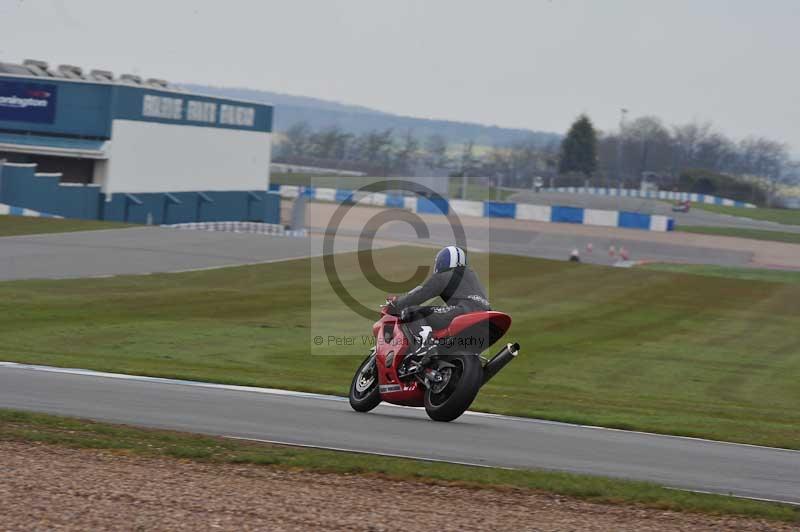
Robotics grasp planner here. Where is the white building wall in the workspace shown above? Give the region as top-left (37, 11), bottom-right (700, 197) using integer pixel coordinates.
top-left (104, 120), bottom-right (271, 194)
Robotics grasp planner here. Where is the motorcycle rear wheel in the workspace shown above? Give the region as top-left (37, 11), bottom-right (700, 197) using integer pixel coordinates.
top-left (349, 352), bottom-right (381, 412)
top-left (424, 353), bottom-right (482, 422)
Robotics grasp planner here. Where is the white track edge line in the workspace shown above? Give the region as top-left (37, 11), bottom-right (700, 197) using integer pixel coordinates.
top-left (1, 361), bottom-right (798, 455)
top-left (224, 436), bottom-right (516, 470)
top-left (663, 487), bottom-right (800, 507)
top-left (225, 436), bottom-right (800, 506)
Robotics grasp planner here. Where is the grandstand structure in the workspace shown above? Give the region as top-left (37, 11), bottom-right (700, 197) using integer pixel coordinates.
top-left (0, 59), bottom-right (278, 224)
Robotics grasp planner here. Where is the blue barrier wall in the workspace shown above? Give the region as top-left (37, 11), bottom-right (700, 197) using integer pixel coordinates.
top-left (335, 189), bottom-right (354, 203)
top-left (102, 190), bottom-right (276, 224)
top-left (1, 161), bottom-right (279, 224)
top-left (417, 196), bottom-right (449, 215)
top-left (618, 211), bottom-right (652, 230)
top-left (0, 164), bottom-right (101, 219)
top-left (550, 205), bottom-right (584, 224)
top-left (385, 194), bottom-right (405, 208)
top-left (268, 185), bottom-right (684, 232)
top-left (483, 201), bottom-right (516, 218)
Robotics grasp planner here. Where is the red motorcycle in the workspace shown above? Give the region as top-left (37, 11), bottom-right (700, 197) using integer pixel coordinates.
top-left (349, 302), bottom-right (520, 422)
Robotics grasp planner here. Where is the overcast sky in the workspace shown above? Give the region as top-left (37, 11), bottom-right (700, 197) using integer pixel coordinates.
top-left (1, 0), bottom-right (798, 152)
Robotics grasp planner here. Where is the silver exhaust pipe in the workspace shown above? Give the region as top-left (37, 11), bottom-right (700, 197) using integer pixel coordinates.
top-left (482, 342), bottom-right (520, 385)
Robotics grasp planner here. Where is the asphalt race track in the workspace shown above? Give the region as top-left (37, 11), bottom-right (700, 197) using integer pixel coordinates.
top-left (327, 220), bottom-right (754, 267)
top-left (0, 223), bottom-right (750, 282)
top-left (509, 191), bottom-right (800, 233)
top-left (0, 227), bottom-right (367, 281)
top-left (1, 363), bottom-right (798, 505)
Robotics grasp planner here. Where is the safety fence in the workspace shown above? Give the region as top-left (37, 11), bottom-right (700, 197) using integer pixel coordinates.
top-left (162, 221), bottom-right (308, 237)
top-left (271, 185), bottom-right (675, 232)
top-left (543, 186), bottom-right (756, 208)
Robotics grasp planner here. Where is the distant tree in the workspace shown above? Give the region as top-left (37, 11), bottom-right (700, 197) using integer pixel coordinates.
top-left (459, 140), bottom-right (478, 176)
top-left (393, 130), bottom-right (420, 174)
top-left (309, 126), bottom-right (351, 160)
top-left (622, 116), bottom-right (672, 176)
top-left (734, 136), bottom-right (790, 205)
top-left (354, 129), bottom-right (395, 172)
top-left (559, 115), bottom-right (597, 177)
top-left (425, 134), bottom-right (449, 169)
top-left (279, 122), bottom-right (312, 158)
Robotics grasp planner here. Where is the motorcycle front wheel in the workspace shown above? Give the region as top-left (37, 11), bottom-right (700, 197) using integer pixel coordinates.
top-left (349, 351), bottom-right (381, 412)
top-left (424, 353), bottom-right (482, 422)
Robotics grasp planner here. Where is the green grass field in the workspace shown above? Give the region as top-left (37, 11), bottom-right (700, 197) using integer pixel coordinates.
top-left (271, 174), bottom-right (382, 189)
top-left (642, 263), bottom-right (800, 285)
top-left (1, 409), bottom-right (795, 523)
top-left (0, 215), bottom-right (132, 237)
top-left (447, 180), bottom-right (513, 201)
top-left (694, 204), bottom-right (800, 226)
top-left (677, 225), bottom-right (800, 244)
top-left (1, 246), bottom-right (798, 448)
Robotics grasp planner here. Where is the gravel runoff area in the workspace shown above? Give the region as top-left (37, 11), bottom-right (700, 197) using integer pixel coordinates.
top-left (0, 441), bottom-right (793, 532)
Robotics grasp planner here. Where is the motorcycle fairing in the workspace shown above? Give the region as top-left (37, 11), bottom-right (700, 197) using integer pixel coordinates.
top-left (372, 310), bottom-right (511, 406)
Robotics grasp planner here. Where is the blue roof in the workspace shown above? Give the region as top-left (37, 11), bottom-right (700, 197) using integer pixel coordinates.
top-left (0, 131), bottom-right (106, 157)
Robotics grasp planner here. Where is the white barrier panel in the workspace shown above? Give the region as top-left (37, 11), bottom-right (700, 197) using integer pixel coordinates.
top-left (449, 199), bottom-right (484, 218)
top-left (362, 192), bottom-right (387, 206)
top-left (583, 208), bottom-right (619, 227)
top-left (650, 215), bottom-right (670, 232)
top-left (515, 204), bottom-right (551, 222)
top-left (0, 203), bottom-right (61, 218)
top-left (315, 187), bottom-right (336, 202)
top-left (403, 196), bottom-right (417, 211)
top-left (280, 185), bottom-right (299, 198)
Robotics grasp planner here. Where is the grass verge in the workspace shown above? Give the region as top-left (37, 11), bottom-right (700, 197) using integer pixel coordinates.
top-left (1, 409), bottom-right (796, 523)
top-left (694, 204), bottom-right (800, 226)
top-left (1, 246), bottom-right (799, 449)
top-left (678, 225), bottom-right (800, 244)
top-left (0, 215), bottom-right (133, 237)
top-left (642, 263), bottom-right (800, 285)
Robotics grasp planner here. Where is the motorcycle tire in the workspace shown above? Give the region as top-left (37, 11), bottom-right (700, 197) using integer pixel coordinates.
top-left (424, 352), bottom-right (482, 422)
top-left (349, 352), bottom-right (381, 413)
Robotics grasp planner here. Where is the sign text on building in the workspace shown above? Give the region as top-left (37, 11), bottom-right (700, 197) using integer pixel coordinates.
top-left (142, 94), bottom-right (254, 127)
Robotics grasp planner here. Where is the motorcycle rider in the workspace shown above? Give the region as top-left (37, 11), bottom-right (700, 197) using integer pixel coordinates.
top-left (387, 246), bottom-right (490, 359)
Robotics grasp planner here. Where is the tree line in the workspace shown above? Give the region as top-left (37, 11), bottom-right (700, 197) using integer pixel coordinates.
top-left (275, 121), bottom-right (559, 188)
top-left (276, 116), bottom-right (797, 205)
top-left (560, 114), bottom-right (797, 204)
top-left (276, 122), bottom-right (450, 176)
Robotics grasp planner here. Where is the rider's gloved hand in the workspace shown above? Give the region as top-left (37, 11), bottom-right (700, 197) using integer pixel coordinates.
top-left (385, 296), bottom-right (401, 316)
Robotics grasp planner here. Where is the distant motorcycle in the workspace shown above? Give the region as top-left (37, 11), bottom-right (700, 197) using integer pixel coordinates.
top-left (349, 301), bottom-right (520, 422)
top-left (672, 200), bottom-right (691, 213)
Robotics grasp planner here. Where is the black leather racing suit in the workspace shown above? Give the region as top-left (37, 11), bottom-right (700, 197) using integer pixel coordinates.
top-left (393, 266), bottom-right (491, 337)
